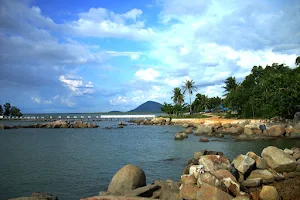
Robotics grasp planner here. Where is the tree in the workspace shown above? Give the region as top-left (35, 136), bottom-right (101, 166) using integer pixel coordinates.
top-left (171, 87), bottom-right (184, 105)
top-left (0, 105), bottom-right (3, 115)
top-left (161, 103), bottom-right (174, 115)
top-left (296, 56), bottom-right (300, 67)
top-left (192, 93), bottom-right (208, 112)
top-left (11, 106), bottom-right (22, 117)
top-left (182, 80), bottom-right (197, 114)
top-left (223, 77), bottom-right (238, 95)
top-left (3, 103), bottom-right (11, 116)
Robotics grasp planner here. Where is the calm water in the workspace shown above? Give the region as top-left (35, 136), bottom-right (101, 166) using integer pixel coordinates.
top-left (0, 120), bottom-right (300, 200)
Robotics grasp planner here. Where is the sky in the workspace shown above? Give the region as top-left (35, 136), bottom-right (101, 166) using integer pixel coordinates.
top-left (0, 0), bottom-right (300, 113)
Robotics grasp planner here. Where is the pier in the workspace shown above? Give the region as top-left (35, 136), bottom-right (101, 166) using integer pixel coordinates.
top-left (0, 115), bottom-right (156, 121)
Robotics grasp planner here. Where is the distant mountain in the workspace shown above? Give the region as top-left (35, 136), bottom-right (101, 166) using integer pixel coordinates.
top-left (108, 111), bottom-right (122, 113)
top-left (129, 101), bottom-right (163, 113)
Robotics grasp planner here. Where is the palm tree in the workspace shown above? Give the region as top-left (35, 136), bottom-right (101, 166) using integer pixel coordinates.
top-left (171, 87), bottom-right (184, 105)
top-left (223, 77), bottom-right (238, 96)
top-left (182, 80), bottom-right (197, 114)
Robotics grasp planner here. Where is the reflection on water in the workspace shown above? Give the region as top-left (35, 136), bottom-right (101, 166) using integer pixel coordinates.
top-left (0, 121), bottom-right (299, 200)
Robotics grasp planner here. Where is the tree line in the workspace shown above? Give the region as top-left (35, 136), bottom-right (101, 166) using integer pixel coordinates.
top-left (161, 56), bottom-right (300, 119)
top-left (0, 103), bottom-right (22, 117)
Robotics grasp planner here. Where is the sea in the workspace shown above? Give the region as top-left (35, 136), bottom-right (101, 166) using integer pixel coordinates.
top-left (0, 113), bottom-right (300, 200)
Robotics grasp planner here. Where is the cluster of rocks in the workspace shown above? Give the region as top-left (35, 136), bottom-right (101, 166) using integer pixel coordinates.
top-left (174, 121), bottom-right (300, 141)
top-left (129, 117), bottom-right (173, 126)
top-left (0, 120), bottom-right (99, 129)
top-left (180, 146), bottom-right (300, 200)
top-left (9, 192), bottom-right (58, 200)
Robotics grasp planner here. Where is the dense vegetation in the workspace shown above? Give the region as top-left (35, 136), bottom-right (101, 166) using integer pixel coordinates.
top-left (0, 103), bottom-right (22, 117)
top-left (161, 56), bottom-right (300, 119)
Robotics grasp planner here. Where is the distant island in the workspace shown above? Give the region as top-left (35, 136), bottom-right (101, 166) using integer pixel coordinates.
top-left (129, 101), bottom-right (163, 113)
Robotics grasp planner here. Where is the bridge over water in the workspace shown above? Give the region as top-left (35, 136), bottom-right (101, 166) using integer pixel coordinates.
top-left (0, 115), bottom-right (156, 121)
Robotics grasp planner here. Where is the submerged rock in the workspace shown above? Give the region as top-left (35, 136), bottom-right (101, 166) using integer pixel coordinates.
top-left (8, 192), bottom-right (58, 200)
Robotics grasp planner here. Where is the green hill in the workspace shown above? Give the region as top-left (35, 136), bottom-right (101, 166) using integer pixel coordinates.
top-left (129, 101), bottom-right (163, 113)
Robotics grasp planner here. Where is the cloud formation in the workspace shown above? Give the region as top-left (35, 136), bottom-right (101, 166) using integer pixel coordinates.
top-left (0, 0), bottom-right (299, 113)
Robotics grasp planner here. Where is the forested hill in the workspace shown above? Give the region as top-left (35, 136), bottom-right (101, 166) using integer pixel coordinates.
top-left (129, 101), bottom-right (163, 112)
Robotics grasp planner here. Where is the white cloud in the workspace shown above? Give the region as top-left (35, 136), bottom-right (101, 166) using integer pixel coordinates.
top-left (59, 74), bottom-right (94, 96)
top-left (43, 100), bottom-right (52, 104)
top-left (68, 7), bottom-right (155, 40)
top-left (135, 68), bottom-right (160, 81)
top-left (31, 97), bottom-right (41, 104)
top-left (60, 97), bottom-right (76, 107)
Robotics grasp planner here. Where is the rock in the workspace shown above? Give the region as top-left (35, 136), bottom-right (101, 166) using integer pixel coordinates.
top-left (211, 169), bottom-right (240, 196)
top-left (200, 137), bottom-right (209, 142)
top-left (107, 164), bottom-right (146, 195)
top-left (160, 189), bottom-right (180, 200)
top-left (194, 150), bottom-right (207, 160)
top-left (267, 168), bottom-right (285, 181)
top-left (183, 163), bottom-right (193, 175)
top-left (246, 152), bottom-right (268, 169)
top-left (181, 174), bottom-right (197, 185)
top-left (182, 123), bottom-right (191, 128)
top-left (232, 154), bottom-right (255, 174)
top-left (199, 155), bottom-right (231, 172)
top-left (293, 152), bottom-right (300, 160)
top-left (197, 172), bottom-right (223, 189)
top-left (244, 128), bottom-right (254, 135)
top-left (180, 184), bottom-right (201, 200)
top-left (216, 133), bottom-right (224, 138)
top-left (241, 178), bottom-right (262, 187)
top-left (259, 186), bottom-right (280, 200)
top-left (124, 183), bottom-right (160, 197)
top-left (284, 148), bottom-right (294, 155)
top-left (73, 121), bottom-right (86, 128)
top-left (223, 123), bottom-right (232, 128)
top-left (194, 125), bottom-right (213, 135)
top-left (247, 170), bottom-right (274, 184)
top-left (174, 132), bottom-right (188, 140)
top-left (233, 195), bottom-right (251, 200)
top-left (228, 127), bottom-right (243, 135)
top-left (195, 183), bottom-right (234, 200)
top-left (253, 129), bottom-right (262, 135)
top-left (294, 112), bottom-right (300, 123)
top-left (189, 165), bottom-right (205, 178)
top-left (261, 146), bottom-right (297, 172)
top-left (184, 127), bottom-right (194, 134)
top-left (266, 125), bottom-right (285, 137)
top-left (8, 192), bottom-right (58, 200)
top-left (154, 180), bottom-right (180, 191)
top-left (151, 117), bottom-right (166, 125)
top-left (188, 158), bottom-right (199, 165)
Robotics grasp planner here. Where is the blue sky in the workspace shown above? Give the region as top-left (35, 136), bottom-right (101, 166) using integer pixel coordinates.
top-left (1, 0), bottom-right (299, 113)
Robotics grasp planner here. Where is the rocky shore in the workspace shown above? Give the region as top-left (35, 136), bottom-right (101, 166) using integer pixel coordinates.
top-left (129, 117), bottom-right (300, 141)
top-left (0, 120), bottom-right (99, 129)
top-left (81, 145), bottom-right (300, 200)
top-left (9, 146), bottom-right (300, 200)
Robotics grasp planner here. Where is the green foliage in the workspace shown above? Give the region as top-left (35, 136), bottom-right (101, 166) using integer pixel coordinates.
top-left (171, 87), bottom-right (184, 105)
top-left (296, 56), bottom-right (300, 67)
top-left (10, 106), bottom-right (22, 117)
top-left (223, 77), bottom-right (238, 95)
top-left (0, 105), bottom-right (3, 115)
top-left (224, 62), bottom-right (300, 119)
top-left (182, 80), bottom-right (197, 114)
top-left (4, 103), bottom-right (11, 116)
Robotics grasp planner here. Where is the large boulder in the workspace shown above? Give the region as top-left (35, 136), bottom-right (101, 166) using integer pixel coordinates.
top-left (195, 183), bottom-right (234, 200)
top-left (107, 165), bottom-right (146, 195)
top-left (261, 146), bottom-right (297, 172)
top-left (199, 155), bottom-right (231, 172)
top-left (197, 172), bottom-right (223, 189)
top-left (247, 170), bottom-right (274, 183)
top-left (194, 125), bottom-right (213, 135)
top-left (180, 184), bottom-right (201, 200)
top-left (232, 154), bottom-right (255, 174)
top-left (266, 125), bottom-right (285, 137)
top-left (181, 175), bottom-right (197, 185)
top-left (244, 128), bottom-right (254, 136)
top-left (259, 186), bottom-right (280, 200)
